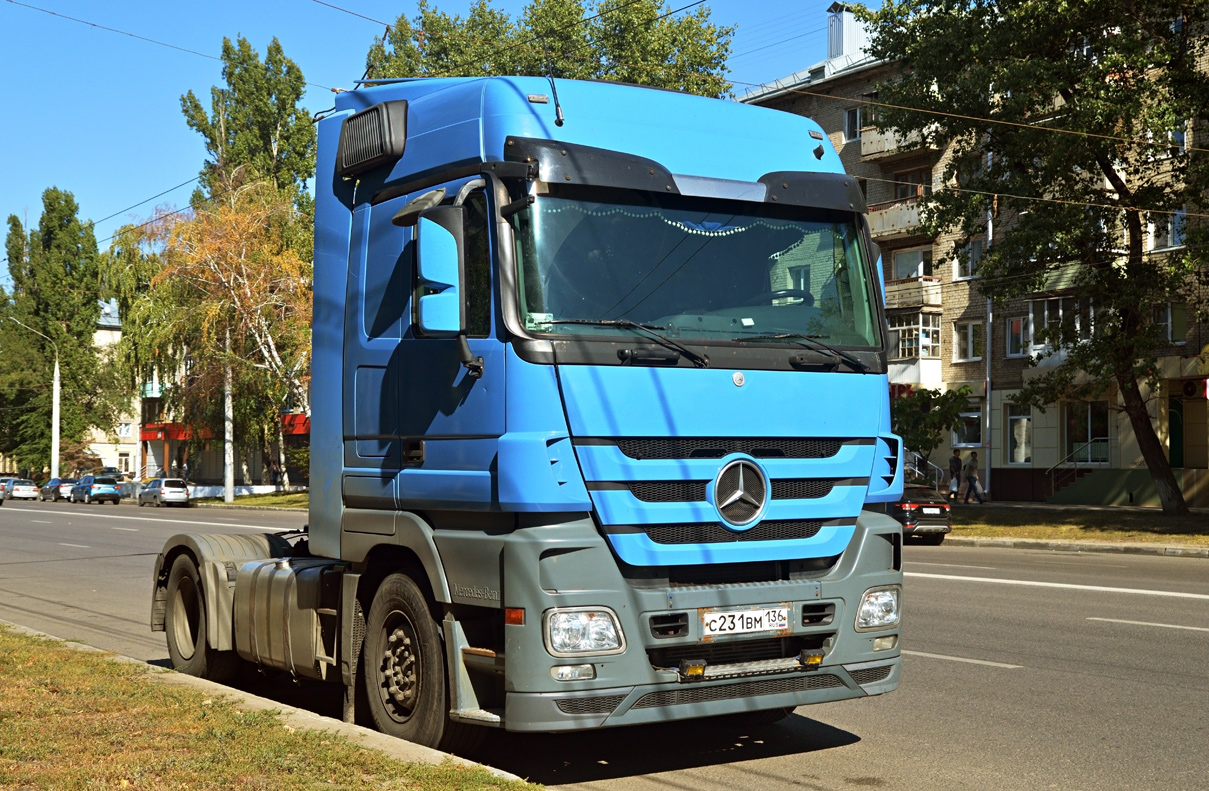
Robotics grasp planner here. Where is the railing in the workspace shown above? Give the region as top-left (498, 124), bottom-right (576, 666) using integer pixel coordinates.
top-left (884, 276), bottom-right (943, 310)
top-left (1047, 436), bottom-right (1116, 496)
top-left (866, 198), bottom-right (923, 240)
top-left (905, 450), bottom-right (947, 491)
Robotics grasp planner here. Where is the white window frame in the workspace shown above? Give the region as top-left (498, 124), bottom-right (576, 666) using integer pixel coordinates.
top-left (788, 265), bottom-right (810, 291)
top-left (954, 236), bottom-right (984, 280)
top-left (844, 107), bottom-right (862, 142)
top-left (1006, 315), bottom-right (1030, 358)
top-left (1150, 209), bottom-right (1186, 251)
top-left (887, 312), bottom-right (941, 360)
top-left (953, 398), bottom-right (983, 448)
top-left (1028, 296), bottom-right (1094, 351)
top-left (1005, 404), bottom-right (1032, 464)
top-left (954, 320), bottom-right (983, 362)
top-left (892, 246), bottom-right (933, 280)
top-left (1154, 302), bottom-right (1187, 345)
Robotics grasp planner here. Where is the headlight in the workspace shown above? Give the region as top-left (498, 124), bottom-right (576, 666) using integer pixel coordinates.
top-left (855, 585), bottom-right (901, 631)
top-left (543, 607), bottom-right (625, 656)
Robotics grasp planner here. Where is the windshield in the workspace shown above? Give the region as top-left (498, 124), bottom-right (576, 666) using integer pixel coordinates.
top-left (512, 186), bottom-right (880, 348)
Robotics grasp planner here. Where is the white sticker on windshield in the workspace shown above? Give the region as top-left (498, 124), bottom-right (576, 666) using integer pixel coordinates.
top-left (741, 317), bottom-right (755, 327)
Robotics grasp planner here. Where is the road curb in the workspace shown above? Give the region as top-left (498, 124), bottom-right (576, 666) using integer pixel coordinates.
top-left (0, 620), bottom-right (523, 783)
top-left (945, 536), bottom-right (1209, 558)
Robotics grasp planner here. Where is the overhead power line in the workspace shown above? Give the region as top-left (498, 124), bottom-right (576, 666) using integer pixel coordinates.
top-left (3, 0), bottom-right (334, 92)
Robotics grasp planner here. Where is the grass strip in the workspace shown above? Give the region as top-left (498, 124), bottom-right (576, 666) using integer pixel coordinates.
top-left (0, 627), bottom-right (537, 791)
top-left (193, 491), bottom-right (309, 508)
top-left (950, 504), bottom-right (1209, 546)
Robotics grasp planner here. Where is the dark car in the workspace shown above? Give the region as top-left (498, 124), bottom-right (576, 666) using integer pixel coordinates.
top-left (39, 477), bottom-right (78, 502)
top-left (881, 483), bottom-right (951, 545)
top-left (70, 475), bottom-right (122, 504)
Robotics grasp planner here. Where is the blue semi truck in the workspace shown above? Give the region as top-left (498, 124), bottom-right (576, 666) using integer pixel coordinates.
top-left (151, 76), bottom-right (904, 752)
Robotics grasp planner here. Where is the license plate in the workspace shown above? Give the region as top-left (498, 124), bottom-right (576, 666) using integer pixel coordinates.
top-left (922, 507), bottom-right (941, 515)
top-left (701, 605), bottom-right (790, 637)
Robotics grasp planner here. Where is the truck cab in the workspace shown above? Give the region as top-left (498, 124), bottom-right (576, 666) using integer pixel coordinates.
top-left (152, 76), bottom-right (903, 752)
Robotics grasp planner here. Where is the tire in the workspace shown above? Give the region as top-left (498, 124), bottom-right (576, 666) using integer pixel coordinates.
top-left (362, 573), bottom-right (483, 752)
top-left (164, 554), bottom-right (241, 682)
top-left (84, 493), bottom-right (92, 504)
top-left (920, 533), bottom-right (946, 546)
top-left (138, 497), bottom-right (144, 507)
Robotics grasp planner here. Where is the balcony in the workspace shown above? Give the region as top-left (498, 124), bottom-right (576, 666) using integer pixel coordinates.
top-left (885, 276), bottom-right (942, 310)
top-left (860, 125), bottom-right (939, 163)
top-left (867, 198), bottom-right (924, 241)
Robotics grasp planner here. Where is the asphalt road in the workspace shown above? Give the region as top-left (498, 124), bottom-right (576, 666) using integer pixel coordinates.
top-left (1, 500), bottom-right (1205, 791)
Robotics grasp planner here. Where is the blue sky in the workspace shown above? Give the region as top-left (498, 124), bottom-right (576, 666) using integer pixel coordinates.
top-left (0, 0), bottom-right (840, 271)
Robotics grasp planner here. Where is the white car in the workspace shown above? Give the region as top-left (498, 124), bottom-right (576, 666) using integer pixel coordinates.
top-left (8, 479), bottom-right (39, 500)
top-left (138, 478), bottom-right (191, 507)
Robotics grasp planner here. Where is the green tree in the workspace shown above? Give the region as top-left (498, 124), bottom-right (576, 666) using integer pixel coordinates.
top-left (180, 36), bottom-right (316, 203)
top-left (861, 1), bottom-right (1209, 514)
top-left (891, 386), bottom-right (972, 474)
top-left (4, 188), bottom-right (121, 475)
top-left (366, 0), bottom-right (734, 97)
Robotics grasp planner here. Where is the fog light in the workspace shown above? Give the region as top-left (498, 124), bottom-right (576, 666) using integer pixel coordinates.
top-left (873, 635), bottom-right (898, 651)
top-left (544, 607), bottom-right (625, 656)
top-left (798, 650), bottom-right (824, 668)
top-left (855, 585), bottom-right (901, 631)
top-left (551, 664), bottom-right (596, 681)
top-left (679, 659), bottom-right (708, 680)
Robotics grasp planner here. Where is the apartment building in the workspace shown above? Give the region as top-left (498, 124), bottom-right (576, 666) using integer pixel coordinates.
top-left (743, 3), bottom-right (1207, 505)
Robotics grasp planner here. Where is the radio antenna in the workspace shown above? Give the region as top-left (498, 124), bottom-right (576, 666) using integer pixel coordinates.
top-left (542, 43), bottom-right (565, 127)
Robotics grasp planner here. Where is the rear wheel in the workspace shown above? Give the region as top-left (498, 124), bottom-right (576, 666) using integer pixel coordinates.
top-left (362, 573), bottom-right (482, 752)
top-left (164, 554), bottom-right (240, 682)
top-left (919, 533), bottom-right (946, 546)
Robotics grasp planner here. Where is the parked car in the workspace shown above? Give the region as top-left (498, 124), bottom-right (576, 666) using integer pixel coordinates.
top-left (0, 478), bottom-right (12, 500)
top-left (39, 477), bottom-right (78, 502)
top-left (7, 479), bottom-right (39, 500)
top-left (879, 483), bottom-right (951, 545)
top-left (138, 478), bottom-right (190, 508)
top-left (70, 475), bottom-right (122, 504)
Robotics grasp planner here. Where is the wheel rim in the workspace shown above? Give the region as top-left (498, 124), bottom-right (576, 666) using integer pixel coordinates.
top-left (171, 575), bottom-right (200, 661)
top-left (376, 609), bottom-right (422, 723)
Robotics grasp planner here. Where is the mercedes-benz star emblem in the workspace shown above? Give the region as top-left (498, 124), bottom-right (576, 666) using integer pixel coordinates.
top-left (713, 459), bottom-right (768, 528)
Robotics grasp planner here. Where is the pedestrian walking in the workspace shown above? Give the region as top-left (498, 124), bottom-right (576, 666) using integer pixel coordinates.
top-left (963, 451), bottom-right (985, 504)
top-left (947, 448), bottom-right (962, 501)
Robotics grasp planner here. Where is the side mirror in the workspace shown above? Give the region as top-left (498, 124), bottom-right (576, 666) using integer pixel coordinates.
top-left (415, 207), bottom-right (465, 336)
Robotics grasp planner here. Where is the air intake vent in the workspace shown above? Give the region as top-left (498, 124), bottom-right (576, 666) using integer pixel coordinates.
top-left (337, 100), bottom-right (408, 178)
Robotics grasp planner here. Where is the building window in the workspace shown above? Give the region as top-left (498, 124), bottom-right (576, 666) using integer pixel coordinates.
top-left (1151, 209), bottom-right (1186, 250)
top-left (1006, 404), bottom-right (1032, 464)
top-left (887, 312), bottom-right (941, 359)
top-left (117, 423), bottom-right (133, 438)
top-left (1168, 123), bottom-right (1187, 156)
top-left (894, 167), bottom-right (931, 201)
top-left (1154, 303), bottom-right (1187, 344)
top-left (789, 265), bottom-right (810, 291)
top-left (953, 399), bottom-right (983, 448)
top-left (1029, 296), bottom-right (1093, 349)
top-left (893, 247), bottom-right (933, 280)
top-left (1006, 316), bottom-right (1030, 357)
top-left (844, 107), bottom-right (861, 141)
top-left (955, 237), bottom-right (984, 280)
top-left (954, 321), bottom-right (983, 361)
top-left (118, 453), bottom-right (131, 473)
top-left (1064, 401), bottom-right (1110, 463)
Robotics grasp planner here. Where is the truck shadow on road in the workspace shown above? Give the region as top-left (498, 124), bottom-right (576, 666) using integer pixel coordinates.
top-left (154, 665), bottom-right (860, 785)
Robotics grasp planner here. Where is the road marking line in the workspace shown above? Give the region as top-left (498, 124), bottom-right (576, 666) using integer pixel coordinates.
top-left (0, 507), bottom-right (295, 532)
top-left (112, 527), bottom-right (139, 532)
top-left (1087, 617), bottom-right (1209, 633)
top-left (906, 562), bottom-right (998, 570)
top-left (905, 572), bottom-right (1209, 600)
top-left (902, 650), bottom-right (1022, 669)
top-left (29, 520), bottom-right (52, 524)
top-left (58, 543), bottom-right (90, 548)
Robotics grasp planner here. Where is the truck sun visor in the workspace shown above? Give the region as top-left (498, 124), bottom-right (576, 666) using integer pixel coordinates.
top-left (504, 136), bottom-right (679, 194)
top-left (759, 171), bottom-right (868, 214)
top-left (336, 100), bottom-right (408, 178)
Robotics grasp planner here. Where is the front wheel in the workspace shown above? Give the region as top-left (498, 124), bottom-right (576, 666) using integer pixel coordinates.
top-left (164, 554), bottom-right (241, 681)
top-left (362, 573), bottom-right (482, 752)
top-left (84, 493), bottom-right (92, 504)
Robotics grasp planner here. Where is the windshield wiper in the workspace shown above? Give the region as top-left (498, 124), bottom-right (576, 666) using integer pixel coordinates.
top-left (730, 333), bottom-right (869, 372)
top-left (544, 319), bottom-right (710, 368)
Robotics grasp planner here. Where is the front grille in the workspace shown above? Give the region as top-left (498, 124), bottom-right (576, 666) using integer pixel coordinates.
top-left (622, 479), bottom-right (837, 503)
top-left (555, 695), bottom-right (627, 715)
top-left (641, 520), bottom-right (825, 545)
top-left (631, 674), bottom-right (845, 708)
top-left (849, 665), bottom-right (894, 686)
top-left (611, 438), bottom-right (847, 460)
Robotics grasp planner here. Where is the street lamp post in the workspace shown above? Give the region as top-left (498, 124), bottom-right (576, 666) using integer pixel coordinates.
top-left (9, 318), bottom-right (60, 479)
